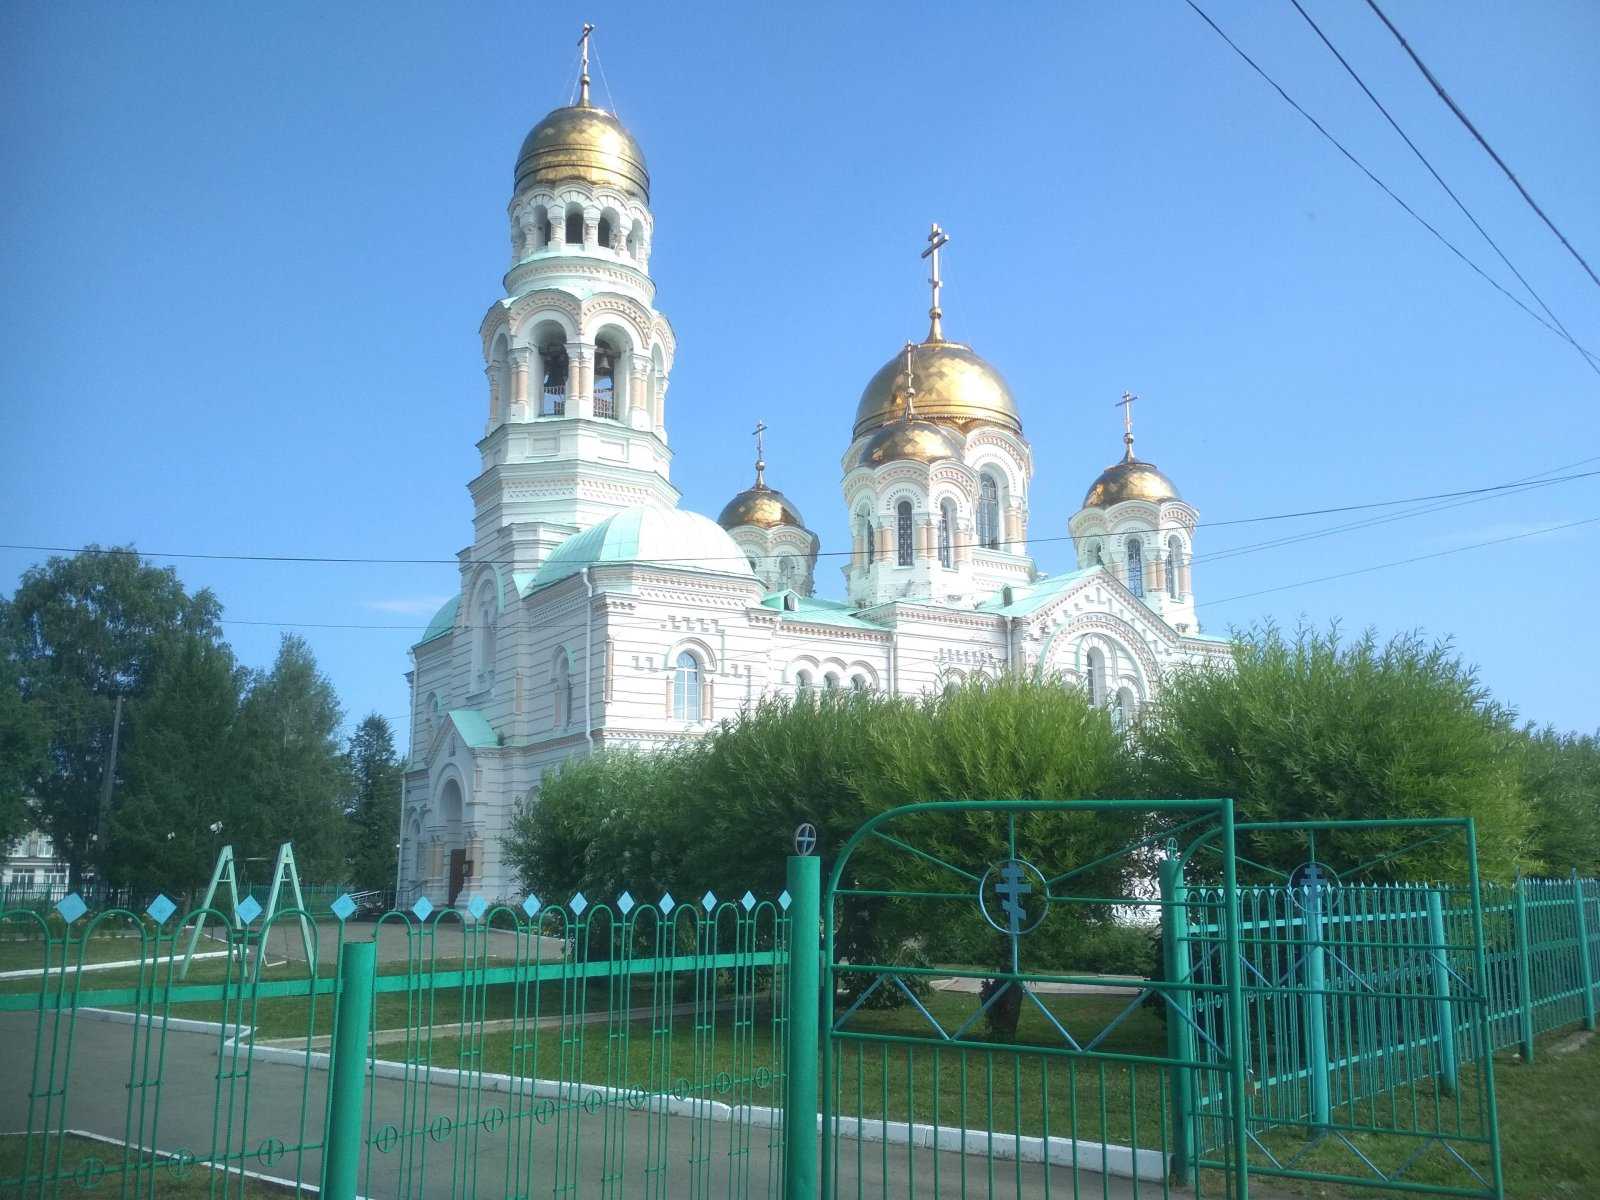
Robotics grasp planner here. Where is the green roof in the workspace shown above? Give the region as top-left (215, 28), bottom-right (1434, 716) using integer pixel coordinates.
top-left (416, 595), bottom-right (459, 646)
top-left (447, 709), bottom-right (499, 749)
top-left (761, 592), bottom-right (886, 631)
top-left (976, 568), bottom-right (1098, 616)
top-left (530, 507), bottom-right (755, 591)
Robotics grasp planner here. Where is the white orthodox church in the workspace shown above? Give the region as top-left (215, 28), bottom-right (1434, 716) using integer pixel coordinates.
top-left (399, 39), bottom-right (1231, 905)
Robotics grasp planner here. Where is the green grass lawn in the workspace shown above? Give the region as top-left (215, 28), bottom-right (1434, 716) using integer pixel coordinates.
top-left (0, 1132), bottom-right (297, 1197)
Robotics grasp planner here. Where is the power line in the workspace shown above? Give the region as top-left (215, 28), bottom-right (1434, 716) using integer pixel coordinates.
top-left (1199, 513), bottom-right (1600, 608)
top-left (1181, 0), bottom-right (1600, 362)
top-left (5, 465), bottom-right (1598, 571)
top-left (1363, 0), bottom-right (1600, 295)
top-left (1287, 0), bottom-right (1598, 374)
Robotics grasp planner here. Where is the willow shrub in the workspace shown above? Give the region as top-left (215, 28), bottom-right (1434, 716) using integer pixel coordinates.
top-left (1133, 624), bottom-right (1528, 880)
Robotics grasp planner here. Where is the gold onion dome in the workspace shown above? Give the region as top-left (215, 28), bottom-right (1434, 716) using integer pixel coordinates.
top-left (1083, 392), bottom-right (1180, 507)
top-left (514, 103), bottom-right (649, 201)
top-left (852, 341), bottom-right (1021, 439)
top-left (856, 419), bottom-right (963, 468)
top-left (717, 484), bottom-right (807, 531)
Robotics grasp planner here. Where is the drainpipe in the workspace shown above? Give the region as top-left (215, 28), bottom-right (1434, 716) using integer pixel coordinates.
top-left (1005, 616), bottom-right (1017, 675)
top-left (582, 567), bottom-right (595, 754)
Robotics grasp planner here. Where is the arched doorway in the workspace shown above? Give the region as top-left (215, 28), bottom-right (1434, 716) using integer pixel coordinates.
top-left (439, 777), bottom-right (465, 905)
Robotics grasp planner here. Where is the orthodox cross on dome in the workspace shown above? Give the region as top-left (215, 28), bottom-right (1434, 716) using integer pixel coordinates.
top-left (1116, 391), bottom-right (1138, 461)
top-left (921, 223), bottom-right (951, 343)
top-left (752, 419), bottom-right (768, 489)
top-left (577, 22), bottom-right (596, 106)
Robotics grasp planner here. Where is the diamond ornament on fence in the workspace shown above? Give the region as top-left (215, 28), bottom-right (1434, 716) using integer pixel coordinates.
top-left (741, 891), bottom-right (756, 912)
top-left (778, 890), bottom-right (791, 911)
top-left (569, 891), bottom-right (588, 917)
top-left (55, 893), bottom-right (87, 924)
top-left (411, 895), bottom-right (434, 923)
top-left (701, 890), bottom-right (717, 912)
top-left (521, 894), bottom-right (542, 918)
top-left (467, 896), bottom-right (487, 921)
top-left (659, 892), bottom-right (675, 915)
top-left (330, 893), bottom-right (357, 922)
top-left (236, 896), bottom-right (263, 925)
top-left (617, 891), bottom-right (634, 915)
top-left (146, 894), bottom-right (177, 925)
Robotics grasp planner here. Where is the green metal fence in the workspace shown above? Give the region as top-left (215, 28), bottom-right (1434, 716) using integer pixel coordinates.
top-left (0, 878), bottom-right (795, 1199)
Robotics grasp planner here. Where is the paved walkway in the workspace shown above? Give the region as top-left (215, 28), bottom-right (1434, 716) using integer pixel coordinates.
top-left (1, 1010), bottom-right (1194, 1198)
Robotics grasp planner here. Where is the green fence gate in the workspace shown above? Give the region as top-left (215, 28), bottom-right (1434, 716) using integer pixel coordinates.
top-left (819, 798), bottom-right (1252, 1200)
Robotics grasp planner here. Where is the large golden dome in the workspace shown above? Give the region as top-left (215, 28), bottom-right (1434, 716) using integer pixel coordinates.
top-left (514, 103), bottom-right (650, 201)
top-left (1083, 453), bottom-right (1181, 508)
top-left (852, 341), bottom-right (1020, 438)
top-left (717, 483), bottom-right (807, 531)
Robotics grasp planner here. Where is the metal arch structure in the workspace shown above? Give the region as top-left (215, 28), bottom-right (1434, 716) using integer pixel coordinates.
top-left (819, 798), bottom-right (1253, 1200)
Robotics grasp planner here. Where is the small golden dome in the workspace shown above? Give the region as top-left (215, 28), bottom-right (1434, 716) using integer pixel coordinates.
top-left (853, 341), bottom-right (1020, 438)
top-left (1083, 455), bottom-right (1182, 508)
top-left (515, 103), bottom-right (650, 201)
top-left (856, 419), bottom-right (964, 468)
top-left (717, 484), bottom-right (807, 531)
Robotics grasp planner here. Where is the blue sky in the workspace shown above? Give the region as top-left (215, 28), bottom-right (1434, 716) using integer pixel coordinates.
top-left (3, 1), bottom-right (1596, 737)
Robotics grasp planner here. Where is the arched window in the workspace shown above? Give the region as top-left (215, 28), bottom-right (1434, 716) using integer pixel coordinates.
top-left (597, 214), bottom-right (614, 250)
top-left (1112, 689), bottom-right (1129, 731)
top-left (938, 500), bottom-right (954, 568)
top-left (1126, 539), bottom-right (1144, 598)
top-left (1091, 541), bottom-right (1105, 568)
top-left (538, 335), bottom-right (568, 416)
top-left (564, 206), bottom-right (584, 247)
top-left (978, 474), bottom-right (1001, 549)
top-left (794, 669), bottom-right (813, 693)
top-left (626, 221), bottom-right (643, 259)
top-left (553, 650), bottom-right (571, 727)
top-left (535, 205), bottom-right (551, 249)
top-left (896, 501), bottom-right (914, 566)
top-left (780, 556), bottom-right (799, 586)
top-left (862, 513), bottom-right (875, 566)
top-left (823, 672), bottom-right (841, 691)
top-left (593, 339), bottom-right (618, 419)
top-left (1167, 536), bottom-right (1183, 600)
top-left (850, 674), bottom-right (869, 693)
top-left (474, 580), bottom-right (497, 684)
top-left (1085, 646), bottom-right (1106, 707)
top-left (673, 651), bottom-right (702, 722)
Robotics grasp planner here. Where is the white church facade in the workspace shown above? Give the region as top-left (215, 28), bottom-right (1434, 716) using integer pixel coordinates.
top-left (399, 39), bottom-right (1231, 905)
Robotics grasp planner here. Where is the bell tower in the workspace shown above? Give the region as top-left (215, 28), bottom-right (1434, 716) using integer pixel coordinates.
top-left (469, 24), bottom-right (679, 575)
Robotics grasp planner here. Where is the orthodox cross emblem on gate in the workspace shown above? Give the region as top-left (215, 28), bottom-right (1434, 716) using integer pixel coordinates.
top-left (1289, 859), bottom-right (1342, 912)
top-left (978, 857), bottom-right (1048, 936)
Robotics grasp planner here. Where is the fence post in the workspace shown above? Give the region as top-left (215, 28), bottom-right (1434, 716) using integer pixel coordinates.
top-left (321, 940), bottom-right (375, 1200)
top-left (1303, 878), bottom-right (1331, 1127)
top-left (1158, 857), bottom-right (1196, 1184)
top-left (1425, 889), bottom-right (1458, 1094)
top-left (784, 853), bottom-right (821, 1200)
top-left (1512, 876), bottom-right (1535, 1063)
top-left (1573, 870), bottom-right (1596, 1032)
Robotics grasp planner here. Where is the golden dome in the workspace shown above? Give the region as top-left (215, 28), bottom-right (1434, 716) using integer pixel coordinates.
top-left (717, 484), bottom-right (807, 531)
top-left (1083, 453), bottom-right (1182, 508)
top-left (856, 419), bottom-right (964, 468)
top-left (514, 103), bottom-right (650, 201)
top-left (853, 341), bottom-right (1020, 438)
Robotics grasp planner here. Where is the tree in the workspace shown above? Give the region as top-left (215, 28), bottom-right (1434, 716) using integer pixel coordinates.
top-left (230, 635), bottom-right (347, 882)
top-left (102, 635), bottom-right (245, 894)
top-left (2, 548), bottom-right (224, 886)
top-left (0, 647), bottom-right (49, 848)
top-left (343, 714), bottom-right (404, 889)
top-left (1519, 726), bottom-right (1600, 876)
top-left (1133, 624), bottom-right (1529, 880)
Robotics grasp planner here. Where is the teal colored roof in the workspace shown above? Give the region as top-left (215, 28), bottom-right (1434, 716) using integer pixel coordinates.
top-left (529, 507), bottom-right (756, 590)
top-left (1185, 631), bottom-right (1233, 645)
top-left (447, 709), bottom-right (499, 748)
top-left (416, 595), bottom-right (459, 646)
top-left (976, 568), bottom-right (1098, 616)
top-left (512, 570), bottom-right (538, 598)
top-left (761, 592), bottom-right (886, 631)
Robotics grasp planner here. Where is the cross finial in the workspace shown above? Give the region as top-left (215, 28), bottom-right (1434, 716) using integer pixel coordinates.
top-left (1115, 391), bottom-right (1138, 461)
top-left (752, 419), bottom-right (768, 488)
top-left (920, 222), bottom-right (951, 343)
top-left (578, 23), bottom-right (596, 106)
